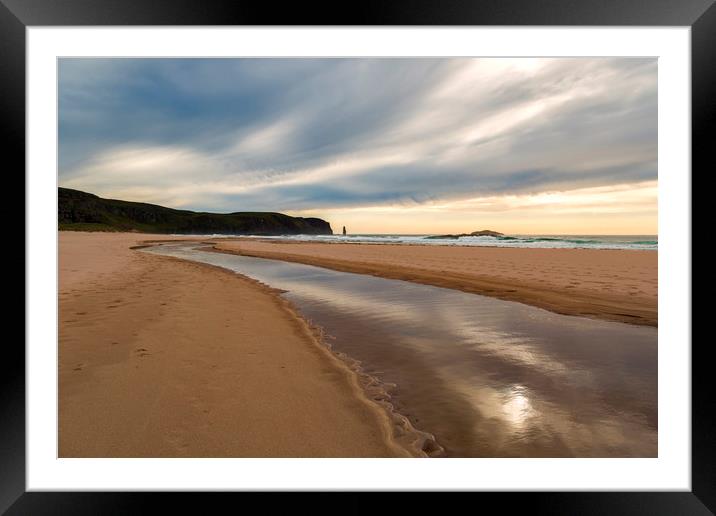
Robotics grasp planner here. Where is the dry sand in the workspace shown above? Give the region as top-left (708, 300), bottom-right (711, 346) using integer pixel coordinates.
top-left (59, 232), bottom-right (412, 457)
top-left (213, 240), bottom-right (657, 326)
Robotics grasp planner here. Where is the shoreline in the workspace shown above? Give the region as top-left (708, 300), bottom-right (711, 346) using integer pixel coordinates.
top-left (59, 232), bottom-right (422, 457)
top-left (159, 251), bottom-right (443, 457)
top-left (158, 253), bottom-right (441, 457)
top-left (209, 239), bottom-right (657, 327)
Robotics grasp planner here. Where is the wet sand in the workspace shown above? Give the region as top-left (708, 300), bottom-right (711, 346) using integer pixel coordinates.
top-left (59, 232), bottom-right (412, 457)
top-left (213, 240), bottom-right (657, 326)
top-left (149, 242), bottom-right (658, 458)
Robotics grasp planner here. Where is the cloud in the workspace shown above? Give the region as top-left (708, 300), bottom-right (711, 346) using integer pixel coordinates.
top-left (291, 181), bottom-right (658, 235)
top-left (59, 57), bottom-right (657, 215)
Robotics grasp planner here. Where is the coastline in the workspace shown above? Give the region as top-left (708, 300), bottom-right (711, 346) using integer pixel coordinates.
top-left (59, 232), bottom-right (420, 457)
top-left (210, 239), bottom-right (657, 327)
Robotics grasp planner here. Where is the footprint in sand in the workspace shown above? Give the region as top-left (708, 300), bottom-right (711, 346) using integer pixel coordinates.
top-left (134, 348), bottom-right (151, 357)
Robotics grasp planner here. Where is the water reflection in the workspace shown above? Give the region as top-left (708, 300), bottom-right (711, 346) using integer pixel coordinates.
top-left (145, 243), bottom-right (658, 457)
top-left (503, 385), bottom-right (533, 428)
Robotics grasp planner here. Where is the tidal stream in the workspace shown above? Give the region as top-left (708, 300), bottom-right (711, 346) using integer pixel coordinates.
top-left (145, 242), bottom-right (657, 457)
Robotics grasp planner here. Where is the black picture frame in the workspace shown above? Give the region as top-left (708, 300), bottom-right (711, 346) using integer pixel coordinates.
top-left (3, 0), bottom-right (709, 513)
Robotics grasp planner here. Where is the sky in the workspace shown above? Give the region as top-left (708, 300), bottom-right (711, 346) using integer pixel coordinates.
top-left (58, 58), bottom-right (657, 235)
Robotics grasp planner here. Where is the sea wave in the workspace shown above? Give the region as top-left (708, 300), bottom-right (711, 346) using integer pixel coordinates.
top-left (230, 233), bottom-right (658, 250)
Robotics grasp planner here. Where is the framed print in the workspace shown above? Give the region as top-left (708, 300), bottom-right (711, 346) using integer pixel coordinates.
top-left (4, 0), bottom-right (710, 513)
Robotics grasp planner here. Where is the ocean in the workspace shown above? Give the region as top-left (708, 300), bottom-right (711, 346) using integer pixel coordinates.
top-left (235, 234), bottom-right (658, 250)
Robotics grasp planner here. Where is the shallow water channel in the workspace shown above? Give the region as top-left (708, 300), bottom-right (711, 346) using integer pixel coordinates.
top-left (145, 242), bottom-right (657, 457)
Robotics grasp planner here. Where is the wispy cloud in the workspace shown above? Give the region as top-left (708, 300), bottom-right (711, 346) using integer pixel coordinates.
top-left (59, 58), bottom-right (657, 231)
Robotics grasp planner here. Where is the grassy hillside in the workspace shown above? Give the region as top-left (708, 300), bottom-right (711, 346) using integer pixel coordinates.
top-left (58, 188), bottom-right (333, 235)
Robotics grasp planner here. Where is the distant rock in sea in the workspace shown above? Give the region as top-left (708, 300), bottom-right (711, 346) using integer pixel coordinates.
top-left (426, 230), bottom-right (504, 239)
top-left (468, 230), bottom-right (503, 237)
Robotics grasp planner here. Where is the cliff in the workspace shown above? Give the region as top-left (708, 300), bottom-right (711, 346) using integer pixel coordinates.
top-left (58, 187), bottom-right (333, 235)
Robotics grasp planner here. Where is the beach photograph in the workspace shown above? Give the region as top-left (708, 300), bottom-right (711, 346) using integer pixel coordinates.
top-left (58, 57), bottom-right (657, 458)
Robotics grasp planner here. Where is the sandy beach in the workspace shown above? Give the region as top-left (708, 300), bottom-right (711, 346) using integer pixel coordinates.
top-left (212, 240), bottom-right (657, 326)
top-left (59, 231), bottom-right (657, 458)
top-left (59, 232), bottom-right (413, 457)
